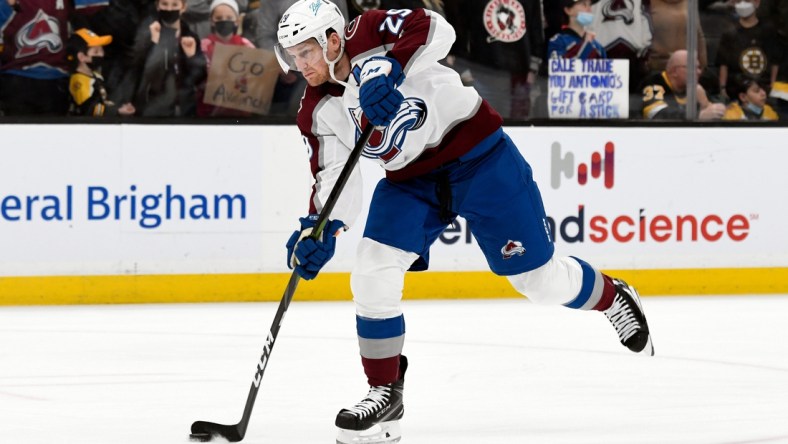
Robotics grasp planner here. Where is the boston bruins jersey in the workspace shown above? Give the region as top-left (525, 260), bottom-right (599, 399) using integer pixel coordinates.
top-left (69, 71), bottom-right (115, 116)
top-left (639, 71), bottom-right (687, 120)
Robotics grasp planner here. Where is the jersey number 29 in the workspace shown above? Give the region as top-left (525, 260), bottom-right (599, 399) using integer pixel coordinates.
top-left (379, 9), bottom-right (412, 35)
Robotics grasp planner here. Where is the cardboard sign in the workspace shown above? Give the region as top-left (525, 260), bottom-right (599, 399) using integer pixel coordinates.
top-left (548, 58), bottom-right (629, 119)
top-left (204, 43), bottom-right (280, 115)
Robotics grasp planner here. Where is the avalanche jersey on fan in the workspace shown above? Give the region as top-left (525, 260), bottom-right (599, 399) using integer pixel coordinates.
top-left (296, 8), bottom-right (502, 225)
top-left (0, 0), bottom-right (107, 78)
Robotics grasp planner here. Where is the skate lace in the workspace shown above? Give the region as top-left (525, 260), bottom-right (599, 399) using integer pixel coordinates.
top-left (345, 385), bottom-right (391, 419)
top-left (605, 294), bottom-right (639, 343)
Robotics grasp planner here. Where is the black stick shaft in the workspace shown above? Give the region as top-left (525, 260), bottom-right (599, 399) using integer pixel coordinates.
top-left (227, 123), bottom-right (376, 439)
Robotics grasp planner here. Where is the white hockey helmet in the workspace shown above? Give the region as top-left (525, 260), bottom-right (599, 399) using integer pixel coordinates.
top-left (274, 0), bottom-right (346, 74)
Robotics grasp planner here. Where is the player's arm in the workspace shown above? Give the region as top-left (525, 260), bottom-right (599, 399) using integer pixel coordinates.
top-left (296, 104), bottom-right (363, 229)
top-left (354, 9), bottom-right (455, 126)
top-left (286, 112), bottom-right (362, 280)
top-left (363, 8), bottom-right (455, 77)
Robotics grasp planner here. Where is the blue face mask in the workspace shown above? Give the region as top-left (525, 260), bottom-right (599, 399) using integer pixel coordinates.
top-left (576, 11), bottom-right (594, 27)
top-left (745, 102), bottom-right (763, 115)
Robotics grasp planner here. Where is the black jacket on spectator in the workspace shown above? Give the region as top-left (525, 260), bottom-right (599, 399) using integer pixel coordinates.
top-left (445, 0), bottom-right (543, 74)
top-left (120, 19), bottom-right (207, 117)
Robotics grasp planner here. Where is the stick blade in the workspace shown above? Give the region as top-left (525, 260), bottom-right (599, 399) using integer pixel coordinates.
top-left (190, 420), bottom-right (245, 442)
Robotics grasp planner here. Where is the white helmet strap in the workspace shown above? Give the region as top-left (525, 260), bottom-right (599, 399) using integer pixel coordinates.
top-left (325, 34), bottom-right (354, 93)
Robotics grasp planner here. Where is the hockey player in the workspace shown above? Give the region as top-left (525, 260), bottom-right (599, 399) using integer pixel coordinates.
top-left (275, 1), bottom-right (654, 442)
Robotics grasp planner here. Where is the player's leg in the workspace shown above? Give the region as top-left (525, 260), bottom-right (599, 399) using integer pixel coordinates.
top-left (336, 178), bottom-right (445, 444)
top-left (461, 132), bottom-right (654, 355)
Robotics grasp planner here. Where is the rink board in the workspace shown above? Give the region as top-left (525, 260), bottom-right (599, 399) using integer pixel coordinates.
top-left (1, 124), bottom-right (786, 304)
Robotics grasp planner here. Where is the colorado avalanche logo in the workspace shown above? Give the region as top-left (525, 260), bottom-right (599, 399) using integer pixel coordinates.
top-left (501, 240), bottom-right (525, 259)
top-left (601, 0), bottom-right (635, 25)
top-left (351, 98), bottom-right (428, 164)
top-left (483, 0), bottom-right (527, 43)
top-left (15, 10), bottom-right (63, 58)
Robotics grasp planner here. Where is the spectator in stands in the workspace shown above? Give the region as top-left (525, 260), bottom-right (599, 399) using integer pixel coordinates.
top-left (590, 0), bottom-right (652, 94)
top-left (722, 73), bottom-right (778, 120)
top-left (640, 49), bottom-right (726, 119)
top-left (647, 0), bottom-right (708, 73)
top-left (249, 0), bottom-right (348, 116)
top-left (66, 28), bottom-right (135, 116)
top-left (122, 0), bottom-right (207, 116)
top-left (0, 0), bottom-right (107, 116)
top-left (182, 0), bottom-right (248, 39)
top-left (548, 0), bottom-right (607, 60)
top-left (84, 0), bottom-right (157, 109)
top-left (196, 0), bottom-right (255, 117)
top-left (755, 0), bottom-right (788, 118)
top-left (445, 0), bottom-right (544, 120)
top-left (716, 0), bottom-right (778, 97)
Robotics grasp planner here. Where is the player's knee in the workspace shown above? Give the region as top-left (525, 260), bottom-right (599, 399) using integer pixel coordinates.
top-left (507, 256), bottom-right (584, 306)
top-left (351, 238), bottom-right (418, 318)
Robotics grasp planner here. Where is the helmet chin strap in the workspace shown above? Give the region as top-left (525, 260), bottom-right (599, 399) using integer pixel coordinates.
top-left (324, 38), bottom-right (358, 97)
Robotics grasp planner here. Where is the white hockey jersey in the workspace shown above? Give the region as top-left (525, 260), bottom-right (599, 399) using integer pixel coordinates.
top-left (296, 8), bottom-right (502, 227)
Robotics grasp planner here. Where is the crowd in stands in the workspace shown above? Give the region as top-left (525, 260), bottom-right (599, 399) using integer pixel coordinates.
top-left (1, 0), bottom-right (786, 121)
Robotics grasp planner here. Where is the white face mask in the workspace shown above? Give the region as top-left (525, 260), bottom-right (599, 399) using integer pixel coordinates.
top-left (735, 1), bottom-right (756, 18)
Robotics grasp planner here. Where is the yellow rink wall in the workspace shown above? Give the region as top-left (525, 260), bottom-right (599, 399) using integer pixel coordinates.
top-left (2, 267), bottom-right (786, 305)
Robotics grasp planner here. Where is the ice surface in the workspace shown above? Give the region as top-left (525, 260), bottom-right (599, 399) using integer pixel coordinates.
top-left (1, 296), bottom-right (787, 444)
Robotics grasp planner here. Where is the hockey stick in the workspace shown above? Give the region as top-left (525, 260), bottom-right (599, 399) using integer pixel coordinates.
top-left (189, 123), bottom-right (376, 443)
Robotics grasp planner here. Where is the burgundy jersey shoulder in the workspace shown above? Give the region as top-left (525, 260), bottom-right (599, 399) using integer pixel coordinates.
top-left (343, 8), bottom-right (433, 67)
top-left (296, 81), bottom-right (346, 139)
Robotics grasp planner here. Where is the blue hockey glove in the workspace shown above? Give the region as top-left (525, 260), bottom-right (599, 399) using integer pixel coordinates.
top-left (285, 215), bottom-right (346, 280)
top-left (358, 56), bottom-right (406, 127)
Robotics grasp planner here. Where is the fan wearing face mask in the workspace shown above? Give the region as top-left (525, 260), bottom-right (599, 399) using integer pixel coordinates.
top-left (66, 28), bottom-right (136, 117)
top-left (722, 73), bottom-right (778, 120)
top-left (547, 0), bottom-right (607, 60)
top-left (119, 0), bottom-right (208, 116)
top-left (716, 0), bottom-right (779, 98)
top-left (196, 0), bottom-right (256, 116)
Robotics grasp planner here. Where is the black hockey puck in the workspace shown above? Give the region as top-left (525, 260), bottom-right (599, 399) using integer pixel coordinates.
top-left (189, 432), bottom-right (213, 442)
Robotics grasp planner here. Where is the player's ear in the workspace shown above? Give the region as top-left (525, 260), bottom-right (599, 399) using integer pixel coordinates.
top-left (328, 30), bottom-right (342, 51)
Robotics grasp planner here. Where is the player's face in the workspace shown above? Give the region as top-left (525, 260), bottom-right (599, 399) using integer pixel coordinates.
top-left (286, 40), bottom-right (330, 86)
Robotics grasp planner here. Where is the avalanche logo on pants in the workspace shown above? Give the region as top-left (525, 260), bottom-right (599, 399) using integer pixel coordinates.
top-left (501, 239), bottom-right (525, 259)
top-left (350, 98), bottom-right (428, 164)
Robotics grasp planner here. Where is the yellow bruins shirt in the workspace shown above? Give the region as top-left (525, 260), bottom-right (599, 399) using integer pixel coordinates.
top-left (69, 71), bottom-right (112, 116)
top-left (722, 102), bottom-right (778, 121)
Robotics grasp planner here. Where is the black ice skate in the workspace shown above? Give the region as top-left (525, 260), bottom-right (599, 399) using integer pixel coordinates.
top-left (335, 356), bottom-right (408, 444)
top-left (605, 279), bottom-right (655, 356)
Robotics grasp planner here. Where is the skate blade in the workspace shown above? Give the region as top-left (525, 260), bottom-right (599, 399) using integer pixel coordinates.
top-left (336, 420), bottom-right (401, 444)
top-left (642, 335), bottom-right (655, 356)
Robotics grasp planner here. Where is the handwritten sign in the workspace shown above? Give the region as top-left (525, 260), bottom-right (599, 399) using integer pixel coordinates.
top-left (548, 58), bottom-right (629, 119)
top-left (204, 43), bottom-right (280, 115)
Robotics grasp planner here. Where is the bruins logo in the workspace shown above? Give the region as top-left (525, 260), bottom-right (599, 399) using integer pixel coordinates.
top-left (739, 47), bottom-right (767, 76)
